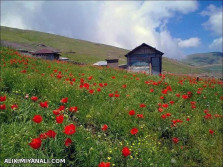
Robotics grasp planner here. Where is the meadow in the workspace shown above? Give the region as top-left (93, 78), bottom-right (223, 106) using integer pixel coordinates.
top-left (0, 47), bottom-right (222, 167)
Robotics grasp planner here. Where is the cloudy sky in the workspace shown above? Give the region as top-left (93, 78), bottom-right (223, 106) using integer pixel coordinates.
top-left (1, 1), bottom-right (222, 59)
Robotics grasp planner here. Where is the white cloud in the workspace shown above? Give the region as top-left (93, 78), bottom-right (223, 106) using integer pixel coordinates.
top-left (201, 4), bottom-right (223, 36)
top-left (209, 37), bottom-right (223, 51)
top-left (96, 1), bottom-right (198, 59)
top-left (1, 1), bottom-right (199, 59)
top-left (177, 37), bottom-right (200, 48)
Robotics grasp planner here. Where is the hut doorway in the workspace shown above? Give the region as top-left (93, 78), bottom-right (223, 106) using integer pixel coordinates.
top-left (151, 57), bottom-right (161, 75)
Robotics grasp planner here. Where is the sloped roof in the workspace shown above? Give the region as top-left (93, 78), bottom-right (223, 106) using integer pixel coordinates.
top-left (33, 49), bottom-right (60, 54)
top-left (93, 61), bottom-right (107, 66)
top-left (125, 43), bottom-right (164, 57)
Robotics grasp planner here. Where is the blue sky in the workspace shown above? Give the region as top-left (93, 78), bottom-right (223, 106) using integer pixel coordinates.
top-left (167, 1), bottom-right (222, 55)
top-left (1, 1), bottom-right (222, 59)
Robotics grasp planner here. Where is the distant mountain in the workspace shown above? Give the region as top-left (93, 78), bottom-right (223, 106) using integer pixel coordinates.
top-left (182, 52), bottom-right (222, 76)
top-left (182, 52), bottom-right (223, 66)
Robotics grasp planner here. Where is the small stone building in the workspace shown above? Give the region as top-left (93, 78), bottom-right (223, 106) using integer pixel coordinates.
top-left (32, 49), bottom-right (60, 60)
top-left (125, 43), bottom-right (163, 75)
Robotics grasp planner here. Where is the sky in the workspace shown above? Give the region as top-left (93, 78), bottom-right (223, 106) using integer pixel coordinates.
top-left (1, 1), bottom-right (222, 59)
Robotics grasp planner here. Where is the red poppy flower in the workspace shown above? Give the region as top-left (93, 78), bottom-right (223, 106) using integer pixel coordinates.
top-left (162, 104), bottom-right (168, 108)
top-left (209, 129), bottom-right (214, 134)
top-left (122, 147), bottom-right (131, 157)
top-left (114, 94), bottom-right (120, 97)
top-left (32, 115), bottom-right (42, 123)
top-left (140, 104), bottom-right (146, 108)
top-left (137, 114), bottom-right (144, 118)
top-left (0, 104), bottom-right (6, 110)
top-left (31, 96), bottom-right (38, 102)
top-left (150, 88), bottom-right (154, 93)
top-left (182, 94), bottom-right (189, 99)
top-left (64, 124), bottom-right (76, 135)
top-left (53, 109), bottom-right (60, 115)
top-left (158, 107), bottom-right (163, 112)
top-left (89, 89), bottom-right (94, 94)
top-left (191, 105), bottom-right (196, 109)
top-left (112, 76), bottom-right (116, 79)
top-left (88, 76), bottom-right (93, 80)
top-left (58, 105), bottom-right (65, 111)
top-left (166, 113), bottom-right (171, 117)
top-left (29, 138), bottom-right (42, 149)
top-left (39, 133), bottom-right (48, 139)
top-left (101, 124), bottom-right (108, 131)
top-left (46, 130), bottom-right (57, 138)
top-left (161, 114), bottom-right (167, 119)
top-left (98, 162), bottom-right (110, 167)
top-left (97, 88), bottom-right (101, 92)
top-left (0, 96), bottom-right (6, 102)
top-left (61, 97), bottom-right (68, 103)
top-left (172, 137), bottom-right (179, 144)
top-left (65, 138), bottom-right (72, 147)
top-left (176, 93), bottom-right (181, 97)
top-left (129, 110), bottom-right (135, 116)
top-left (69, 106), bottom-right (78, 112)
top-left (130, 128), bottom-right (138, 135)
top-left (56, 115), bottom-right (64, 124)
top-left (11, 104), bottom-right (18, 110)
top-left (162, 89), bottom-right (168, 94)
top-left (186, 118), bottom-right (190, 121)
top-left (122, 84), bottom-right (127, 88)
top-left (109, 93), bottom-right (114, 97)
top-left (39, 101), bottom-right (48, 108)
top-left (160, 96), bottom-right (164, 99)
top-left (169, 101), bottom-right (175, 105)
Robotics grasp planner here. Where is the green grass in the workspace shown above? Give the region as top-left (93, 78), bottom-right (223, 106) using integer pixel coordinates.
top-left (0, 47), bottom-right (222, 167)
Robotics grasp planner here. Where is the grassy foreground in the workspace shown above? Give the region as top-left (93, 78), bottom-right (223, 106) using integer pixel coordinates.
top-left (0, 47), bottom-right (223, 167)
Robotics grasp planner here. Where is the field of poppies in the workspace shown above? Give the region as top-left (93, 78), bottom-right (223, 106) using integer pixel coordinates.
top-left (0, 47), bottom-right (222, 167)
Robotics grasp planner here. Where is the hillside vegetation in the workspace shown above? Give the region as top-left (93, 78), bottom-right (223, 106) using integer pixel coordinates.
top-left (0, 47), bottom-right (223, 166)
top-left (1, 26), bottom-right (204, 74)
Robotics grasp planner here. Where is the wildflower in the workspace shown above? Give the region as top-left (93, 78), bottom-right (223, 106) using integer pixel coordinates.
top-left (64, 124), bottom-right (76, 135)
top-left (53, 109), bottom-right (60, 115)
top-left (46, 130), bottom-right (57, 138)
top-left (0, 104), bottom-right (6, 110)
top-left (39, 133), bottom-right (48, 139)
top-left (137, 114), bottom-right (144, 118)
top-left (56, 115), bottom-right (64, 124)
top-left (65, 138), bottom-right (72, 147)
top-left (0, 96), bottom-right (6, 102)
top-left (172, 137), bottom-right (179, 144)
top-left (98, 162), bottom-right (110, 167)
top-left (11, 104), bottom-right (18, 110)
top-left (129, 110), bottom-right (135, 116)
top-left (61, 97), bottom-right (68, 103)
top-left (122, 84), bottom-right (127, 88)
top-left (169, 101), bottom-right (175, 104)
top-left (31, 96), bottom-right (38, 102)
top-left (69, 106), bottom-right (78, 112)
top-left (209, 129), bottom-right (214, 135)
top-left (29, 138), bottom-right (42, 149)
top-left (109, 93), bottom-right (114, 97)
top-left (122, 147), bottom-right (131, 157)
top-left (162, 104), bottom-right (168, 108)
top-left (140, 104), bottom-right (146, 108)
top-left (32, 115), bottom-right (42, 123)
top-left (101, 124), bottom-right (108, 131)
top-left (39, 101), bottom-right (48, 108)
top-left (130, 128), bottom-right (138, 135)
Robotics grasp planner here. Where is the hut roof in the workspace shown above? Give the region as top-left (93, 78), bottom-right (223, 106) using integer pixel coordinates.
top-left (125, 43), bottom-right (164, 57)
top-left (32, 49), bottom-right (60, 55)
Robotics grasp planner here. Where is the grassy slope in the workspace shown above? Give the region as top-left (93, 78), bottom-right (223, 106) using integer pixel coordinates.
top-left (1, 26), bottom-right (204, 74)
top-left (0, 47), bottom-right (222, 167)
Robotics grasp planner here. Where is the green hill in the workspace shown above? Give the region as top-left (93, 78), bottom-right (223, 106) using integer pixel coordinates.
top-left (182, 52), bottom-right (222, 76)
top-left (1, 26), bottom-right (203, 74)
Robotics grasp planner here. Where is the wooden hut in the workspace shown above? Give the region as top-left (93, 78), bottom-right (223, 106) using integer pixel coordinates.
top-left (32, 49), bottom-right (60, 60)
top-left (125, 43), bottom-right (163, 75)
